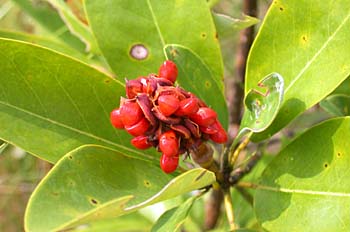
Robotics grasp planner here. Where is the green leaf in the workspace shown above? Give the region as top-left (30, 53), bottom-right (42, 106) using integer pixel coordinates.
top-left (69, 213), bottom-right (153, 232)
top-left (254, 117), bottom-right (350, 231)
top-left (165, 44), bottom-right (228, 128)
top-left (0, 38), bottom-right (155, 163)
top-left (0, 30), bottom-right (88, 62)
top-left (47, 0), bottom-right (98, 53)
top-left (84, 0), bottom-right (223, 85)
top-left (320, 94), bottom-right (350, 116)
top-left (11, 0), bottom-right (85, 52)
top-left (25, 145), bottom-right (216, 232)
top-left (246, 0), bottom-right (350, 141)
top-left (151, 195), bottom-right (198, 232)
top-left (213, 13), bottom-right (259, 38)
top-left (240, 73), bottom-right (284, 136)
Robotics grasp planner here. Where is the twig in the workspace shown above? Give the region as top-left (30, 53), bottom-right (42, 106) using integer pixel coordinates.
top-left (223, 190), bottom-right (235, 231)
top-left (229, 151), bottom-right (262, 185)
top-left (229, 133), bottom-right (251, 166)
top-left (227, 0), bottom-right (258, 129)
top-left (204, 187), bottom-right (224, 230)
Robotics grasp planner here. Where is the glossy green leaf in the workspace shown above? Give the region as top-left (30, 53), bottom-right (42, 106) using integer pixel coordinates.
top-left (84, 0), bottom-right (223, 86)
top-left (47, 0), bottom-right (98, 53)
top-left (11, 0), bottom-right (85, 52)
top-left (240, 73), bottom-right (284, 136)
top-left (0, 38), bottom-right (155, 163)
top-left (320, 94), bottom-right (350, 116)
top-left (165, 44), bottom-right (228, 128)
top-left (25, 145), bottom-right (216, 232)
top-left (152, 195), bottom-right (198, 232)
top-left (0, 30), bottom-right (88, 62)
top-left (255, 117), bottom-right (350, 231)
top-left (246, 0), bottom-right (350, 141)
top-left (213, 13), bottom-right (259, 38)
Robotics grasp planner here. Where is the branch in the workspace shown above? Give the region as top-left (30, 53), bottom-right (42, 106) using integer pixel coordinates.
top-left (227, 0), bottom-right (258, 133)
top-left (229, 151), bottom-right (262, 185)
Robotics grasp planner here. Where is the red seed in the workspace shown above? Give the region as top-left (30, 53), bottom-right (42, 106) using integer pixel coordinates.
top-left (120, 101), bottom-right (143, 126)
top-left (131, 135), bottom-right (152, 149)
top-left (209, 121), bottom-right (228, 144)
top-left (159, 130), bottom-right (179, 157)
top-left (158, 95), bottom-right (180, 116)
top-left (175, 97), bottom-right (199, 116)
top-left (160, 154), bottom-right (179, 173)
top-left (110, 108), bottom-right (124, 129)
top-left (125, 117), bottom-right (150, 136)
top-left (189, 107), bottom-right (217, 127)
top-left (158, 60), bottom-right (178, 83)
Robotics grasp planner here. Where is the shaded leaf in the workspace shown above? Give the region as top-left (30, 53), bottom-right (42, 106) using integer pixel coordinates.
top-left (165, 44), bottom-right (228, 128)
top-left (255, 117), bottom-right (350, 231)
top-left (152, 195), bottom-right (198, 232)
top-left (25, 145), bottom-right (216, 232)
top-left (246, 0), bottom-right (350, 141)
top-left (11, 0), bottom-right (85, 52)
top-left (320, 94), bottom-right (350, 116)
top-left (0, 38), bottom-right (155, 163)
top-left (240, 72), bottom-right (284, 136)
top-left (47, 0), bottom-right (98, 53)
top-left (69, 212), bottom-right (153, 232)
top-left (84, 0), bottom-right (223, 87)
top-left (213, 13), bottom-right (259, 38)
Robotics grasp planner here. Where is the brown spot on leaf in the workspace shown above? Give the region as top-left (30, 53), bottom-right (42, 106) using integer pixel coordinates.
top-left (324, 163), bottom-right (328, 168)
top-left (144, 180), bottom-right (151, 187)
top-left (90, 198), bottom-right (98, 205)
top-left (201, 32), bottom-right (207, 39)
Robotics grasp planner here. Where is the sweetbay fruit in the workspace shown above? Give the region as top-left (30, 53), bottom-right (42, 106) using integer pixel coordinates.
top-left (110, 60), bottom-right (227, 173)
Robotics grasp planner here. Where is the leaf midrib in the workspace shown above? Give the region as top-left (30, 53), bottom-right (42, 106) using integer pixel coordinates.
top-left (253, 183), bottom-right (350, 197)
top-left (285, 9), bottom-right (350, 93)
top-left (0, 99), bottom-right (152, 159)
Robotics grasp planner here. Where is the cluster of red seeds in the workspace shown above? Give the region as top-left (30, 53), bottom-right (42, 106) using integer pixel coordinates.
top-left (110, 61), bottom-right (228, 173)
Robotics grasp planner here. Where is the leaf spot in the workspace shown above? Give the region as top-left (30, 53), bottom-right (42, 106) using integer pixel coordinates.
top-left (205, 81), bottom-right (211, 88)
top-left (68, 155), bottom-right (73, 160)
top-left (324, 163), bottom-right (328, 168)
top-left (104, 79), bottom-right (111, 84)
top-left (337, 152), bottom-right (341, 157)
top-left (130, 44), bottom-right (149, 60)
top-left (169, 48), bottom-right (179, 58)
top-left (90, 198), bottom-right (99, 205)
top-left (201, 32), bottom-right (207, 39)
top-left (279, 6), bottom-right (284, 11)
top-left (144, 180), bottom-right (151, 187)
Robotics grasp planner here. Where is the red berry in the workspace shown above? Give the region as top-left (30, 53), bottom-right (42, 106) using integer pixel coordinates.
top-left (209, 121), bottom-right (228, 144)
top-left (110, 108), bottom-right (124, 129)
top-left (189, 107), bottom-right (217, 127)
top-left (160, 154), bottom-right (179, 173)
top-left (131, 135), bottom-right (152, 149)
top-left (120, 101), bottom-right (143, 126)
top-left (175, 97), bottom-right (199, 116)
top-left (159, 130), bottom-right (179, 157)
top-left (158, 60), bottom-right (178, 83)
top-left (125, 117), bottom-right (150, 136)
top-left (158, 95), bottom-right (180, 116)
